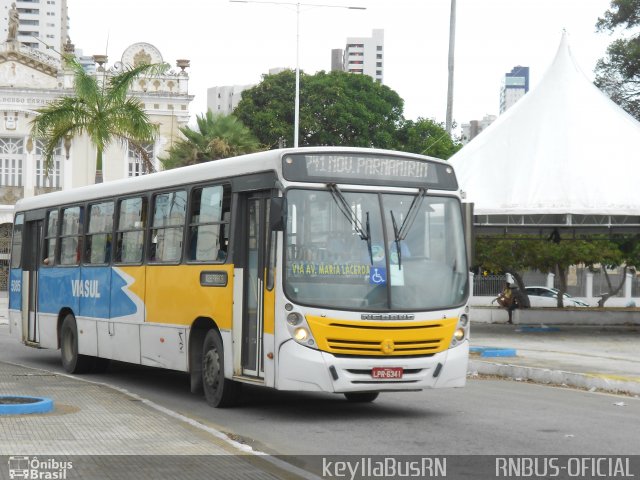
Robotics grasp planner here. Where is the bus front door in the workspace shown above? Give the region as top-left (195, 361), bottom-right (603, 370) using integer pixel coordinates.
top-left (236, 191), bottom-right (275, 380)
top-left (23, 219), bottom-right (43, 345)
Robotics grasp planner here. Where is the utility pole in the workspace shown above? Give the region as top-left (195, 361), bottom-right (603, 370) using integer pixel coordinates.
top-left (445, 0), bottom-right (456, 135)
top-left (230, 0), bottom-right (365, 148)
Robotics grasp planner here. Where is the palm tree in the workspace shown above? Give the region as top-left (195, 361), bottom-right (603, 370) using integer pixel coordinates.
top-left (30, 56), bottom-right (168, 183)
top-left (160, 111), bottom-right (262, 169)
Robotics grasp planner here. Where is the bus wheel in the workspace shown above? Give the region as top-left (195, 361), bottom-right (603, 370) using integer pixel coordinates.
top-left (202, 330), bottom-right (238, 408)
top-left (60, 314), bottom-right (93, 374)
top-left (344, 392), bottom-right (379, 403)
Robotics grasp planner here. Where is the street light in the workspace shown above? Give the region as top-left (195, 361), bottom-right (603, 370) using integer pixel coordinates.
top-left (230, 0), bottom-right (366, 147)
top-left (445, 0), bottom-right (456, 135)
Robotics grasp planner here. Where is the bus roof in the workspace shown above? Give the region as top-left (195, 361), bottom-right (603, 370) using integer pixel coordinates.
top-left (15, 147), bottom-right (452, 213)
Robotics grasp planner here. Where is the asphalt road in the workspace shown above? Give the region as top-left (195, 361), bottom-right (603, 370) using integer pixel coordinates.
top-left (1, 325), bottom-right (639, 458)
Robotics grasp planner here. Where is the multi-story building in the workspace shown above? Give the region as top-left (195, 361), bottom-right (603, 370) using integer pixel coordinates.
top-left (330, 48), bottom-right (343, 72)
top-left (1, 0), bottom-right (68, 55)
top-left (460, 115), bottom-right (496, 144)
top-left (0, 32), bottom-right (193, 289)
top-left (341, 28), bottom-right (384, 83)
top-left (207, 84), bottom-right (254, 116)
top-left (206, 68), bottom-right (286, 116)
top-left (500, 66), bottom-right (529, 113)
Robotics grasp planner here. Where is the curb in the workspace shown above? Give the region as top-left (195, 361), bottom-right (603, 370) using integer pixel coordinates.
top-left (0, 395), bottom-right (54, 415)
top-left (470, 346), bottom-right (517, 357)
top-left (469, 360), bottom-right (640, 396)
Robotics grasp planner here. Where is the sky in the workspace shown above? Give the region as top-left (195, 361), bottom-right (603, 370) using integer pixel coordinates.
top-left (66, 0), bottom-right (615, 132)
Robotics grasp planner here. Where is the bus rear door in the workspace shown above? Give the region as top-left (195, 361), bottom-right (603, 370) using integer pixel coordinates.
top-left (22, 216), bottom-right (44, 345)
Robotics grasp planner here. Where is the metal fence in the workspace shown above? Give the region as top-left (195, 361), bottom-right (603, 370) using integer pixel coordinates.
top-left (473, 274), bottom-right (505, 297)
top-left (591, 270), bottom-right (633, 298)
top-left (473, 268), bottom-right (638, 299)
top-left (473, 271), bottom-right (554, 297)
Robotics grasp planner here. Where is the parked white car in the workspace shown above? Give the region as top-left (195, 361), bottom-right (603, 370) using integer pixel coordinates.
top-left (523, 286), bottom-right (590, 307)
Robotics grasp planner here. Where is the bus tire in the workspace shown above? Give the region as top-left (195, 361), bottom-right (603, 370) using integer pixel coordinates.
top-left (60, 314), bottom-right (93, 374)
top-left (202, 329), bottom-right (238, 408)
top-left (344, 392), bottom-right (379, 403)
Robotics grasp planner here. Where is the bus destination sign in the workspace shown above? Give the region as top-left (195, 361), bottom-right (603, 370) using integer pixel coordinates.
top-left (282, 153), bottom-right (458, 190)
top-left (306, 154), bottom-right (429, 179)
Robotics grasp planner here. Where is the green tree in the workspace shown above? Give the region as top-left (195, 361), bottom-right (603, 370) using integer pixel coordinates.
top-left (592, 234), bottom-right (640, 306)
top-left (234, 70), bottom-right (404, 149)
top-left (475, 234), bottom-right (633, 307)
top-left (394, 117), bottom-right (462, 159)
top-left (530, 237), bottom-right (605, 307)
top-left (160, 111), bottom-right (261, 169)
top-left (474, 235), bottom-right (536, 307)
top-left (31, 56), bottom-right (167, 183)
top-left (595, 0), bottom-right (640, 119)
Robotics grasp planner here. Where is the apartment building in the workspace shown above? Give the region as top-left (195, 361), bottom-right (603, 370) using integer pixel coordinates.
top-left (500, 65), bottom-right (529, 113)
top-left (339, 28), bottom-right (384, 83)
top-left (1, 0), bottom-right (68, 55)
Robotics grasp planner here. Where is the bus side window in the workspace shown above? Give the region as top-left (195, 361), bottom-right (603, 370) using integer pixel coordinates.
top-left (85, 201), bottom-right (114, 265)
top-left (11, 213), bottom-right (24, 268)
top-left (115, 197), bottom-right (147, 264)
top-left (60, 206), bottom-right (82, 266)
top-left (151, 190), bottom-right (186, 263)
top-left (188, 185), bottom-right (230, 263)
top-left (43, 209), bottom-right (58, 266)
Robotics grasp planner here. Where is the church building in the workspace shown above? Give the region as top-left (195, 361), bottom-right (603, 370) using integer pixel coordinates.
top-left (0, 8), bottom-right (193, 290)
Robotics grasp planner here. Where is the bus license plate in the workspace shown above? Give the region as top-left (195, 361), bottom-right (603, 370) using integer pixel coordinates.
top-left (372, 367), bottom-right (403, 379)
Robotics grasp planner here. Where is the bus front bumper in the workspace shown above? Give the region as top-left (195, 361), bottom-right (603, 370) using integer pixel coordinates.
top-left (276, 339), bottom-right (469, 393)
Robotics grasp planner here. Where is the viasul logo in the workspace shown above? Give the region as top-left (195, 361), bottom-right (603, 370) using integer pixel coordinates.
top-left (71, 279), bottom-right (101, 298)
top-left (8, 456), bottom-right (73, 479)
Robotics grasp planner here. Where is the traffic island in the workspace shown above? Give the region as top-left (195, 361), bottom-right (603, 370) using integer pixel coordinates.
top-left (0, 395), bottom-right (54, 415)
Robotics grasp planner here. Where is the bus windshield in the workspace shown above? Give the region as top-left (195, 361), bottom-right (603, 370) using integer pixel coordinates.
top-left (284, 188), bottom-right (468, 311)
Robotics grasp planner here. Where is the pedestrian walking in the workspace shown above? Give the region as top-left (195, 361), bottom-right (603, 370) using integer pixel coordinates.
top-left (497, 281), bottom-right (519, 324)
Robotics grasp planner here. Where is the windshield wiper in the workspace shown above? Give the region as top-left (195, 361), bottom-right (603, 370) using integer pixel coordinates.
top-left (327, 183), bottom-right (369, 241)
top-left (365, 211), bottom-right (373, 265)
top-left (396, 187), bottom-right (427, 242)
top-left (390, 210), bottom-right (403, 270)
top-left (327, 183), bottom-right (373, 264)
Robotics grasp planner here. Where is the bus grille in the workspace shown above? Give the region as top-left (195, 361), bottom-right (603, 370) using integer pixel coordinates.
top-left (305, 315), bottom-right (458, 357)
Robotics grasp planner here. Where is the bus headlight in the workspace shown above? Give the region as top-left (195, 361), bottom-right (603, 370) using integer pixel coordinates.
top-left (283, 309), bottom-right (318, 349)
top-left (287, 312), bottom-right (303, 326)
top-left (294, 327), bottom-right (309, 341)
top-left (449, 313), bottom-right (470, 348)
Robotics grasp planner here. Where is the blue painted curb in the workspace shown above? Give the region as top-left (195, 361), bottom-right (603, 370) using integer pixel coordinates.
top-left (470, 346), bottom-right (517, 358)
top-left (0, 396), bottom-right (54, 415)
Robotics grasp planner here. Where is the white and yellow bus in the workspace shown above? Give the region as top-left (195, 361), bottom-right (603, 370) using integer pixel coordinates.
top-left (9, 147), bottom-right (470, 407)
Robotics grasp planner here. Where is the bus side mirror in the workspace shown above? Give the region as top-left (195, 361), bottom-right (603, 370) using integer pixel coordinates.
top-left (270, 197), bottom-right (287, 231)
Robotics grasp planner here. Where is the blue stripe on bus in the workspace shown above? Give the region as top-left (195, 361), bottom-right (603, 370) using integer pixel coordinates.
top-left (110, 268), bottom-right (138, 318)
top-left (9, 268), bottom-right (21, 310)
top-left (37, 267), bottom-right (137, 319)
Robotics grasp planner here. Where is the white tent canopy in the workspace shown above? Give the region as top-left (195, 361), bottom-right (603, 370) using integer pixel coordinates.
top-left (450, 32), bottom-right (640, 221)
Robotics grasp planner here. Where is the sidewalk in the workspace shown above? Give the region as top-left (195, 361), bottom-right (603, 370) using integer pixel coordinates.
top-left (0, 360), bottom-right (307, 480)
top-left (469, 322), bottom-right (640, 396)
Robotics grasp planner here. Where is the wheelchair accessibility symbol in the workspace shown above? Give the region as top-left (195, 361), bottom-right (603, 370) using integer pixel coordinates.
top-left (370, 267), bottom-right (387, 285)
